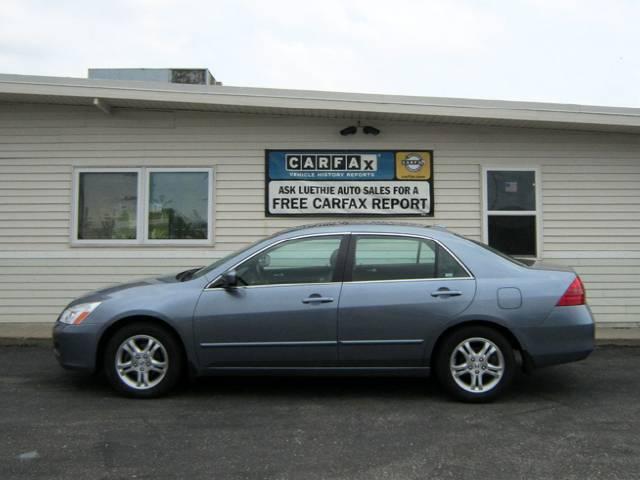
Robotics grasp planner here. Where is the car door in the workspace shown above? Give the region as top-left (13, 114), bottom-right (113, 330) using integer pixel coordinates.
top-left (194, 234), bottom-right (347, 368)
top-left (338, 234), bottom-right (476, 366)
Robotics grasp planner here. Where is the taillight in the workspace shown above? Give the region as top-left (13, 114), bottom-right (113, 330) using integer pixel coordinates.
top-left (556, 276), bottom-right (586, 306)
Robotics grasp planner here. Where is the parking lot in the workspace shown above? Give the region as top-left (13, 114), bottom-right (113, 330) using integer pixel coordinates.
top-left (1, 342), bottom-right (639, 480)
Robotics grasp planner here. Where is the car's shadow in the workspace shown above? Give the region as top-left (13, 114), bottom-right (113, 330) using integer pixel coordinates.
top-left (58, 365), bottom-right (585, 404)
top-left (186, 374), bottom-right (444, 400)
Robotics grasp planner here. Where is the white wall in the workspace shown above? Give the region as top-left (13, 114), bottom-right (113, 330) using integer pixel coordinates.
top-left (0, 103), bottom-right (639, 325)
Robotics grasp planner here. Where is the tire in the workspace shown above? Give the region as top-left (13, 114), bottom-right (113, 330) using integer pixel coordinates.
top-left (435, 326), bottom-right (516, 403)
top-left (103, 322), bottom-right (184, 398)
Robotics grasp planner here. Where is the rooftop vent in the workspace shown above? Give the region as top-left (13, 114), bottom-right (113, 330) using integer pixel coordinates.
top-left (87, 68), bottom-right (221, 85)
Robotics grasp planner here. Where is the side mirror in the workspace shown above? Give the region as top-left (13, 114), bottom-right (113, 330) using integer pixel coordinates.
top-left (220, 270), bottom-right (238, 288)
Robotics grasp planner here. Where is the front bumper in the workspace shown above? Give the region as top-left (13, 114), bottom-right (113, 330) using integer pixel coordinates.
top-left (52, 322), bottom-right (102, 373)
top-left (516, 305), bottom-right (595, 369)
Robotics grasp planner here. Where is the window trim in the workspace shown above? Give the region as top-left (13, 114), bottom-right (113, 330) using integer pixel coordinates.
top-left (482, 166), bottom-right (542, 259)
top-left (71, 167), bottom-right (215, 246)
top-left (344, 232), bottom-right (473, 283)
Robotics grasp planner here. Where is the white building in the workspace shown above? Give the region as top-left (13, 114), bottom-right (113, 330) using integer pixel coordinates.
top-left (0, 69), bottom-right (638, 337)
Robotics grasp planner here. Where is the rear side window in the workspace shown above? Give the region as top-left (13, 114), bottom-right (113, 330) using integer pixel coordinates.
top-left (351, 236), bottom-right (469, 282)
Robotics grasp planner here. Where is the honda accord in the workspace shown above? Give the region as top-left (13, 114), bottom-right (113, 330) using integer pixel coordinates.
top-left (53, 223), bottom-right (594, 402)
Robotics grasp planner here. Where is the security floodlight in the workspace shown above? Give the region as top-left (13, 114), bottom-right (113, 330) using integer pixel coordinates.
top-left (340, 126), bottom-right (358, 136)
top-left (363, 126), bottom-right (380, 136)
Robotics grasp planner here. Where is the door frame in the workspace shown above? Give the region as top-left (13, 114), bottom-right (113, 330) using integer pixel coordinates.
top-left (194, 233), bottom-right (351, 368)
top-left (337, 231), bottom-right (476, 366)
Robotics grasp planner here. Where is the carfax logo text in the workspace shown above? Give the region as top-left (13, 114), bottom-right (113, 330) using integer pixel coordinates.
top-left (286, 154), bottom-right (378, 172)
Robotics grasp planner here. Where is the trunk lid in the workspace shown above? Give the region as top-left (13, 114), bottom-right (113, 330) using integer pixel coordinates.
top-left (528, 260), bottom-right (576, 274)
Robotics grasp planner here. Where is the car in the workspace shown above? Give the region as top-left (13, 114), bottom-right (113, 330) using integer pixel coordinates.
top-left (53, 222), bottom-right (595, 402)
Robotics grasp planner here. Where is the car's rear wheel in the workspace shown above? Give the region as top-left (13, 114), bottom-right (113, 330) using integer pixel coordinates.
top-left (435, 326), bottom-right (515, 402)
top-left (103, 322), bottom-right (183, 398)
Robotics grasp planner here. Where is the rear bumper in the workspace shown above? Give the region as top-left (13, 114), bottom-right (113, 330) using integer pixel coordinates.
top-left (516, 305), bottom-right (595, 369)
top-left (52, 322), bottom-right (101, 373)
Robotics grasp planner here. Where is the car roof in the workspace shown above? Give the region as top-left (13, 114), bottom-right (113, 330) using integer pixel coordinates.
top-left (275, 221), bottom-right (453, 239)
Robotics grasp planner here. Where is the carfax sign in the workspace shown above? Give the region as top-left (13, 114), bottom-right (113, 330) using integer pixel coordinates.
top-left (265, 150), bottom-right (434, 216)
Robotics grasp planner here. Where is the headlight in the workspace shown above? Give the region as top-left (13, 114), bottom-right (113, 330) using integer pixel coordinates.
top-left (58, 302), bottom-right (101, 325)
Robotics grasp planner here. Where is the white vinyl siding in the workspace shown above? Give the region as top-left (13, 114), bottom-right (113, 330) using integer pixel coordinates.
top-left (0, 102), bottom-right (639, 326)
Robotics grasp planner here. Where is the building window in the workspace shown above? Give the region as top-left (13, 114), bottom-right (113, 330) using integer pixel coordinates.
top-left (147, 170), bottom-right (210, 241)
top-left (484, 169), bottom-right (539, 258)
top-left (77, 171), bottom-right (139, 240)
top-left (73, 168), bottom-right (213, 245)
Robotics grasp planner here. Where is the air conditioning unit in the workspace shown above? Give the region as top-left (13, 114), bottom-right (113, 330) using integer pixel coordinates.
top-left (88, 68), bottom-right (221, 86)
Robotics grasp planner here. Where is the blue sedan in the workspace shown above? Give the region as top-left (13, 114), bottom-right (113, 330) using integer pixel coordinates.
top-left (53, 223), bottom-right (594, 402)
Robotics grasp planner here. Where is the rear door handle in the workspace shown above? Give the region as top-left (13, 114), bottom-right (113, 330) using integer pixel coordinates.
top-left (302, 296), bottom-right (334, 304)
top-left (431, 289), bottom-right (463, 297)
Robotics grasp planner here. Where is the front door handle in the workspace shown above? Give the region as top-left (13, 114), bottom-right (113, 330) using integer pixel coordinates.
top-left (302, 295), bottom-right (334, 304)
top-left (431, 289), bottom-right (463, 297)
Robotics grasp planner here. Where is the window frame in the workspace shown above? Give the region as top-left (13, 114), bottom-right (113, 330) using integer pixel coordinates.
top-left (71, 167), bottom-right (215, 246)
top-left (482, 166), bottom-right (542, 260)
top-left (344, 233), bottom-right (473, 283)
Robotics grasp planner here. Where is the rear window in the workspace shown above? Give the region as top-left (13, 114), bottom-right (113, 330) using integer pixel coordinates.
top-left (466, 238), bottom-right (528, 267)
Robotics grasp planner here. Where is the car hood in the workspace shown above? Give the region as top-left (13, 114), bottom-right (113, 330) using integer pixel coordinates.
top-left (68, 273), bottom-right (182, 306)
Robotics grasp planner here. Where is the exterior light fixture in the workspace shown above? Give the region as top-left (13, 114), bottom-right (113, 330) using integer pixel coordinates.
top-left (339, 124), bottom-right (381, 136)
top-left (340, 126), bottom-right (358, 136)
top-left (363, 126), bottom-right (380, 136)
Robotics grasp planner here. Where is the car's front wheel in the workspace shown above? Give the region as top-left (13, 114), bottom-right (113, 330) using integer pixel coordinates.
top-left (435, 326), bottom-right (516, 402)
top-left (103, 322), bottom-right (183, 398)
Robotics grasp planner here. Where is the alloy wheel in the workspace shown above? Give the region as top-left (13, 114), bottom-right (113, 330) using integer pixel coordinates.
top-left (449, 337), bottom-right (505, 393)
top-left (115, 334), bottom-right (169, 390)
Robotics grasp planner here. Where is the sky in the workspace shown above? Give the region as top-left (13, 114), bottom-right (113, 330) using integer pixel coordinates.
top-left (1, 0), bottom-right (639, 107)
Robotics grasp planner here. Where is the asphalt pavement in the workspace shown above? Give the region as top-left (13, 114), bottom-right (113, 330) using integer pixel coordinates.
top-left (1, 342), bottom-right (639, 480)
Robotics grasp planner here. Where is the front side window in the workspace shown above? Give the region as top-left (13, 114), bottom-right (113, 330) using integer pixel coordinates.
top-left (352, 236), bottom-right (469, 282)
top-left (74, 168), bottom-right (213, 244)
top-left (485, 169), bottom-right (538, 257)
top-left (236, 236), bottom-right (343, 286)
